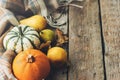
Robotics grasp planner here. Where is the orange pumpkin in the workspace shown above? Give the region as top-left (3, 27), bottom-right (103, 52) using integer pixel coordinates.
top-left (12, 49), bottom-right (50, 80)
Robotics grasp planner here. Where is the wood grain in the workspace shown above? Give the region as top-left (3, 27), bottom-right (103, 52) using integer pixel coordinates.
top-left (46, 7), bottom-right (68, 80)
top-left (100, 0), bottom-right (120, 80)
top-left (68, 0), bottom-right (104, 80)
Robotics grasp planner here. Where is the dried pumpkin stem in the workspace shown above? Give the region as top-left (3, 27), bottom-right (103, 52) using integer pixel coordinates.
top-left (27, 54), bottom-right (34, 63)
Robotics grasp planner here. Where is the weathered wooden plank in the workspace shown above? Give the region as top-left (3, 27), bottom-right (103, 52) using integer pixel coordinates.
top-left (45, 1), bottom-right (68, 80)
top-left (100, 0), bottom-right (120, 80)
top-left (68, 0), bottom-right (104, 80)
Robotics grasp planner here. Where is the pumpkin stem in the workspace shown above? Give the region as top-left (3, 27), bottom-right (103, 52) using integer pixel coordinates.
top-left (27, 54), bottom-right (35, 63)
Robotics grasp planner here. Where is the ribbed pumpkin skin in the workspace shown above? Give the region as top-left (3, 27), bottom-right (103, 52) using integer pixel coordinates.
top-left (3, 25), bottom-right (40, 53)
top-left (12, 49), bottom-right (50, 80)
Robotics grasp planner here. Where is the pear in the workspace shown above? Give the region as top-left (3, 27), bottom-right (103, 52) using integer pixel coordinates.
top-left (40, 29), bottom-right (55, 42)
top-left (47, 47), bottom-right (67, 67)
top-left (20, 15), bottom-right (47, 31)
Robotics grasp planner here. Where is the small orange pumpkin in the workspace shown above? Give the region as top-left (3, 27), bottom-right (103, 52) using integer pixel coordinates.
top-left (12, 49), bottom-right (50, 80)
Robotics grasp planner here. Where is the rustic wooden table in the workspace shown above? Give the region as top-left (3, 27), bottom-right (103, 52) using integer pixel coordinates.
top-left (46, 0), bottom-right (120, 80)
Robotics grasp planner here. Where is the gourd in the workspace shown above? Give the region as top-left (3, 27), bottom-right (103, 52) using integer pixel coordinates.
top-left (3, 25), bottom-right (40, 53)
top-left (12, 49), bottom-right (50, 80)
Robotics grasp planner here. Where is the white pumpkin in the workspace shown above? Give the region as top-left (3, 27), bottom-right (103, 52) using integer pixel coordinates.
top-left (3, 25), bottom-right (40, 53)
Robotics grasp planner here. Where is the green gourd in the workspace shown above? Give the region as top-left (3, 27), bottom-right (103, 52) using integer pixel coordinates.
top-left (3, 25), bottom-right (40, 53)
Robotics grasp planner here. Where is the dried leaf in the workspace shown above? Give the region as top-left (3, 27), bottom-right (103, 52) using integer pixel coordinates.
top-left (55, 29), bottom-right (68, 46)
top-left (39, 41), bottom-right (51, 49)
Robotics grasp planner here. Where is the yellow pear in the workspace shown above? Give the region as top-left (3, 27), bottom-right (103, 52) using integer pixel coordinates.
top-left (47, 47), bottom-right (67, 67)
top-left (20, 15), bottom-right (47, 31)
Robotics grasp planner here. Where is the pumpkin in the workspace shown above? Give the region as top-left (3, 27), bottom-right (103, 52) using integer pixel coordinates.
top-left (12, 49), bottom-right (50, 80)
top-left (3, 25), bottom-right (40, 53)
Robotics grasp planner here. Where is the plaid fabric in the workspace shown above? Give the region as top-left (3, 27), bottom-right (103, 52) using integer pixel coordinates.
top-left (0, 59), bottom-right (16, 80)
top-left (0, 0), bottom-right (46, 15)
top-left (0, 7), bottom-right (19, 36)
top-left (0, 0), bottom-right (48, 36)
top-left (0, 50), bottom-right (16, 80)
top-left (0, 0), bottom-right (24, 14)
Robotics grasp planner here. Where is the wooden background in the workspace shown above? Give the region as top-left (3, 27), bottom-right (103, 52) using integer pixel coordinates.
top-left (47, 0), bottom-right (120, 80)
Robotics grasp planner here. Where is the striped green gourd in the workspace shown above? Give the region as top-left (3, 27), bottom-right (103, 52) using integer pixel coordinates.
top-left (3, 25), bottom-right (40, 53)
